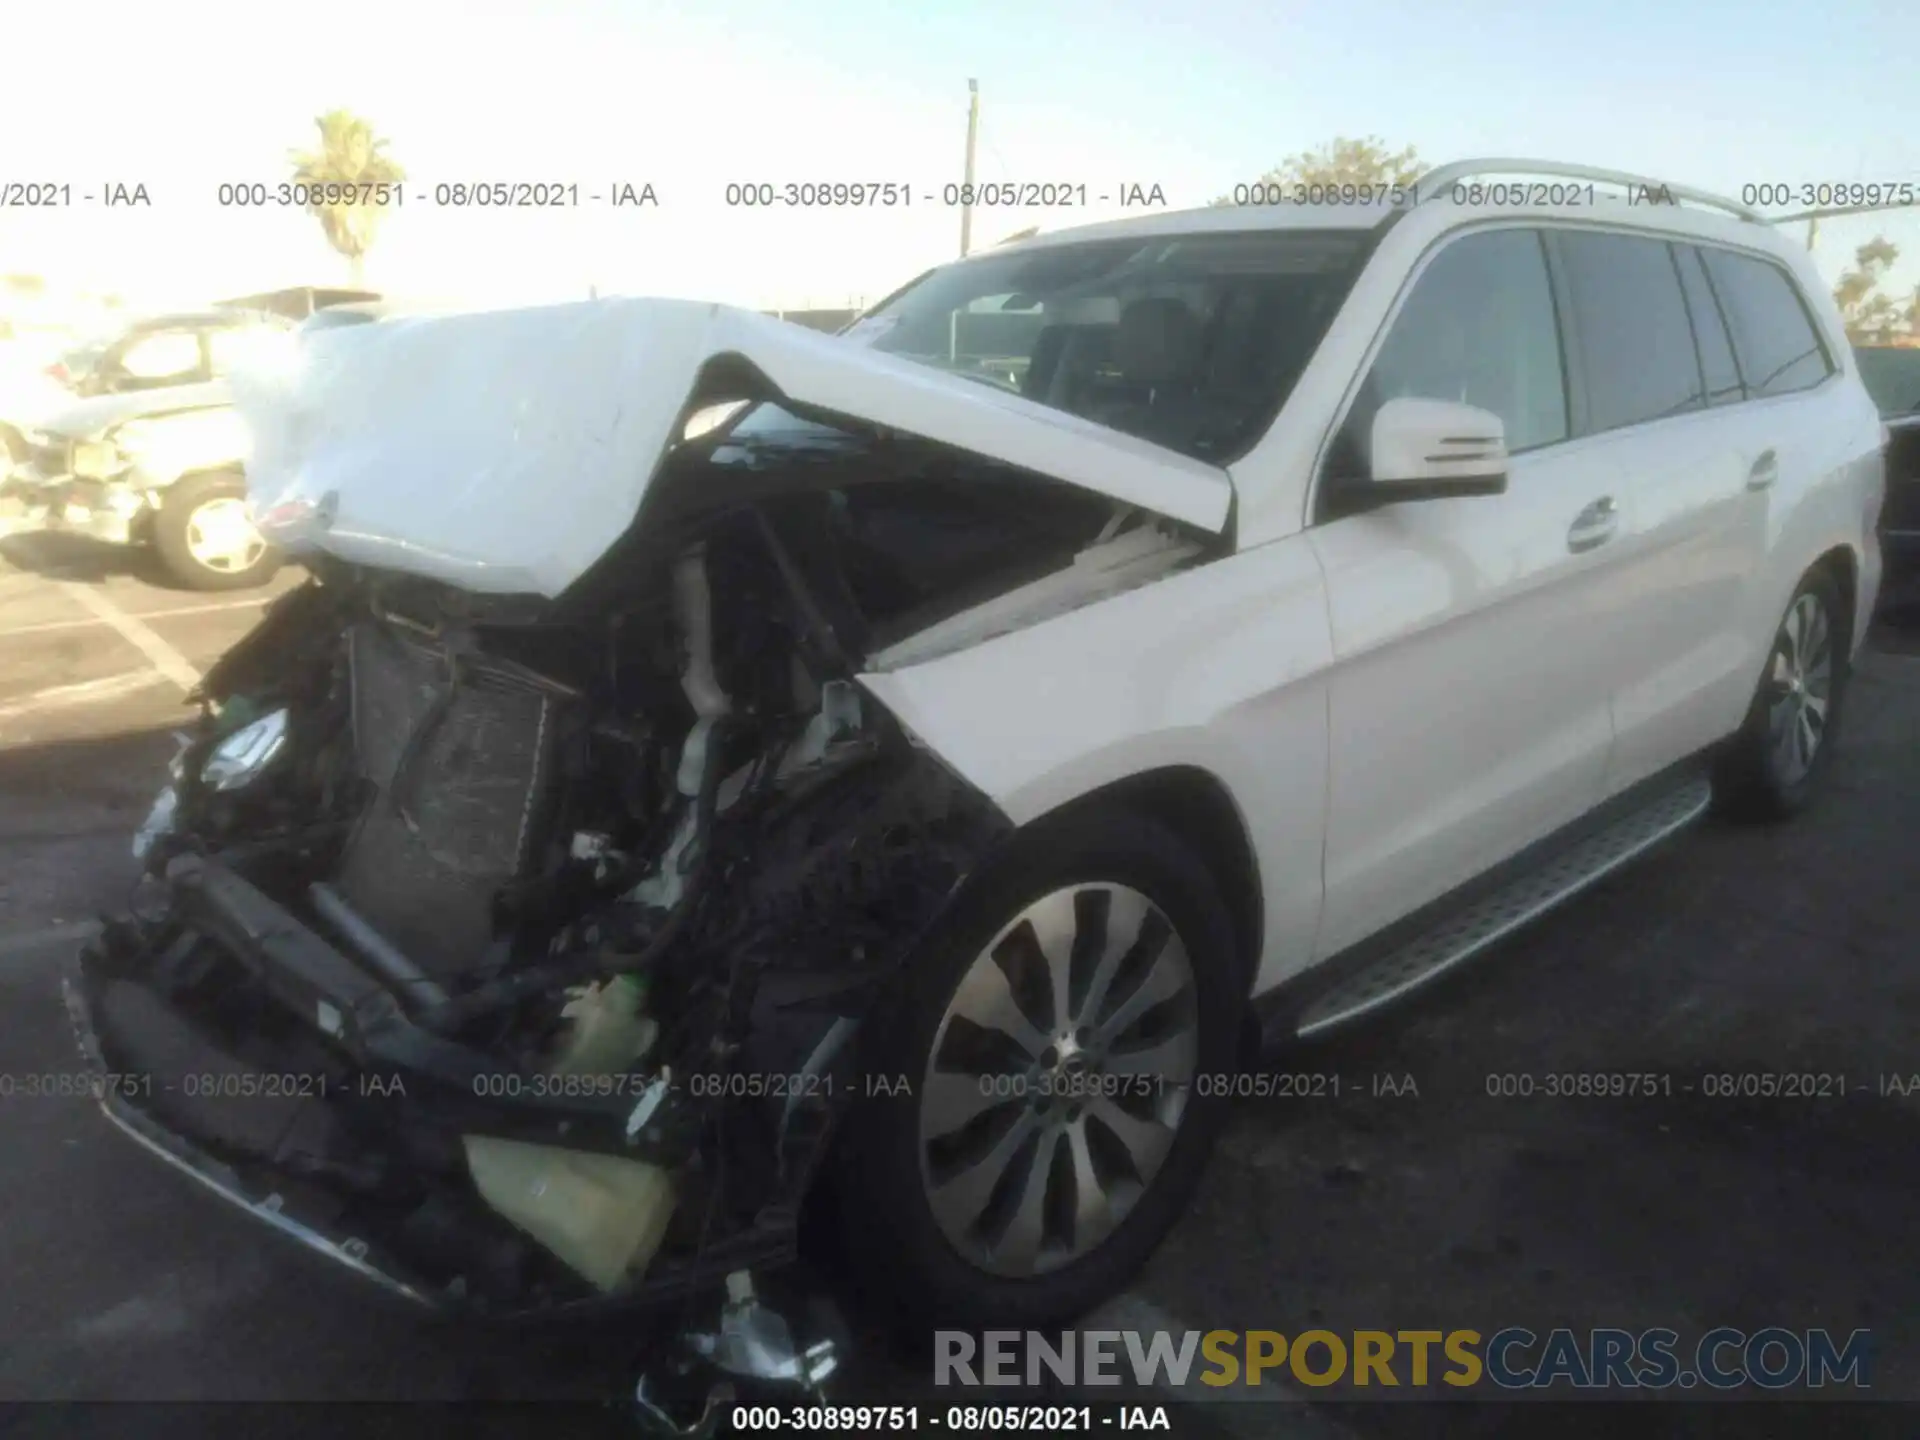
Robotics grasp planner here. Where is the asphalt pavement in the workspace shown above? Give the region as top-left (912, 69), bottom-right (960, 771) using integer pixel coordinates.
top-left (2, 530), bottom-right (1919, 1436)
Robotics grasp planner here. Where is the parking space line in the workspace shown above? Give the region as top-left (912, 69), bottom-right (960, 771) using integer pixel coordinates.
top-left (0, 597), bottom-right (269, 640)
top-left (0, 920), bottom-right (101, 973)
top-left (0, 669), bottom-right (172, 722)
top-left (58, 584), bottom-right (203, 693)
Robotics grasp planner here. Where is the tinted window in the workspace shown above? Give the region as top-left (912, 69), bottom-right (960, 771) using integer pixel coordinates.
top-left (1855, 345), bottom-right (1920, 416)
top-left (860, 230), bottom-right (1372, 462)
top-left (1359, 228), bottom-right (1567, 454)
top-left (1701, 249), bottom-right (1833, 399)
top-left (1674, 246), bottom-right (1745, 406)
top-left (1557, 230), bottom-right (1705, 432)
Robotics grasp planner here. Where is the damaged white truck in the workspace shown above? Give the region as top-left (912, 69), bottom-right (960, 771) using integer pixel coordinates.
top-left (64, 162), bottom-right (1885, 1392)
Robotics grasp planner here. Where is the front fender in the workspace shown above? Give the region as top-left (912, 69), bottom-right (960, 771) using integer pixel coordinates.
top-left (856, 535), bottom-right (1335, 991)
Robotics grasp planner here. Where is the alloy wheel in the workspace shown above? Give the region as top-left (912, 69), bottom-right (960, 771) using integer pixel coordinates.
top-left (917, 883), bottom-right (1200, 1278)
top-left (184, 496), bottom-right (268, 574)
top-left (1766, 590), bottom-right (1833, 786)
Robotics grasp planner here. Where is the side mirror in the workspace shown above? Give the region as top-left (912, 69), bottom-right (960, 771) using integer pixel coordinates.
top-left (1367, 397), bottom-right (1509, 500)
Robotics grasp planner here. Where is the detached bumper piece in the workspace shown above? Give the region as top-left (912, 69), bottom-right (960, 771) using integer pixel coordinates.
top-left (65, 856), bottom-right (794, 1319)
top-left (63, 971), bottom-right (439, 1307)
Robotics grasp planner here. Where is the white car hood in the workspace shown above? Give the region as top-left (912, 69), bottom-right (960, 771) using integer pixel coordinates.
top-left (231, 297), bottom-right (1234, 598)
top-left (38, 382), bottom-right (233, 440)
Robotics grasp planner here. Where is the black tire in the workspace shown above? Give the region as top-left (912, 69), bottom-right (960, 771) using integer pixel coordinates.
top-left (150, 472), bottom-right (280, 591)
top-left (835, 808), bottom-right (1243, 1331)
top-left (1713, 566), bottom-right (1849, 821)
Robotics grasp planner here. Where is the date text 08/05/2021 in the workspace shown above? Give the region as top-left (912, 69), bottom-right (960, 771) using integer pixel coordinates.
top-left (727, 1404), bottom-right (1174, 1432)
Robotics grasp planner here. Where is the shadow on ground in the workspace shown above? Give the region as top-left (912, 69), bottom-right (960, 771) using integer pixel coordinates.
top-left (0, 529), bottom-right (170, 587)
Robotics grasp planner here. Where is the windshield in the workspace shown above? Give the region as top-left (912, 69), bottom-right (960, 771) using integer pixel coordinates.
top-left (1854, 345), bottom-right (1920, 416)
top-left (54, 341), bottom-right (107, 381)
top-left (855, 228), bottom-right (1373, 463)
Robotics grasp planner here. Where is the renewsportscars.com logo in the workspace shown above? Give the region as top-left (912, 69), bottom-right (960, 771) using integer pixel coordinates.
top-left (935, 1327), bottom-right (1873, 1391)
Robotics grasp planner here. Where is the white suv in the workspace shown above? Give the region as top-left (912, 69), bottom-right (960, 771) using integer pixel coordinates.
top-left (71, 160), bottom-right (1883, 1339)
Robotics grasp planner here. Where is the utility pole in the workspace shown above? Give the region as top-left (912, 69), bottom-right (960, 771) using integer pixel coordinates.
top-left (959, 79), bottom-right (980, 258)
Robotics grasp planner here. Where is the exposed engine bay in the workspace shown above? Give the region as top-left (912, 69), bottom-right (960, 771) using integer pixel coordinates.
top-left (65, 405), bottom-right (1212, 1321)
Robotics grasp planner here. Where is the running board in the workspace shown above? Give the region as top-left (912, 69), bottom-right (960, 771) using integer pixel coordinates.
top-left (1292, 772), bottom-right (1714, 1039)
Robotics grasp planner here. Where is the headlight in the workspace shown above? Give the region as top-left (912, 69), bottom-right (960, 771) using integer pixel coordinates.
top-left (202, 708), bottom-right (290, 792)
top-left (71, 439), bottom-right (126, 479)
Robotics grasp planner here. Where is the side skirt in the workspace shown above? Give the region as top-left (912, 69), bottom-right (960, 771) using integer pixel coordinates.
top-left (1254, 759), bottom-right (1715, 1048)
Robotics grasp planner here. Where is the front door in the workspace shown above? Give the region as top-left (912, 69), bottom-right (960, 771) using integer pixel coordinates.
top-left (1308, 225), bottom-right (1625, 960)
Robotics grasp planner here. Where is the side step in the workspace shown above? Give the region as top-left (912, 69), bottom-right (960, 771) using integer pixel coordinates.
top-left (1291, 772), bottom-right (1714, 1040)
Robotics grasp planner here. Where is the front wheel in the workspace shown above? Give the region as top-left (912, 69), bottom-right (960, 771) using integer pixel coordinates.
top-left (836, 809), bottom-right (1242, 1330)
top-left (150, 473), bottom-right (280, 591)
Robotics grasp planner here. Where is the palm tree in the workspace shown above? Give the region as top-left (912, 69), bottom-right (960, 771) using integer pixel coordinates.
top-left (289, 111), bottom-right (406, 287)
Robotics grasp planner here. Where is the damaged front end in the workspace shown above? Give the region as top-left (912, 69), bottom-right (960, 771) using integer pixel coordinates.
top-left (65, 390), bottom-right (1214, 1328)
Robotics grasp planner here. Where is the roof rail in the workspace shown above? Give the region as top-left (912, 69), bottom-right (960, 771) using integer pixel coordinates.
top-left (1414, 159), bottom-right (1766, 224)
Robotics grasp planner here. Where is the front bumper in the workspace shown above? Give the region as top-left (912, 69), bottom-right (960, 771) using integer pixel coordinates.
top-left (62, 858), bottom-right (792, 1318)
top-left (63, 969), bottom-right (440, 1307)
top-left (6, 467), bottom-right (144, 545)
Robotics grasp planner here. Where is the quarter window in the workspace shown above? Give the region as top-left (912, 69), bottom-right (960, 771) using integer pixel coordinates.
top-left (1357, 228), bottom-right (1569, 457)
top-left (1556, 230), bottom-right (1705, 433)
top-left (1700, 249), bottom-right (1834, 399)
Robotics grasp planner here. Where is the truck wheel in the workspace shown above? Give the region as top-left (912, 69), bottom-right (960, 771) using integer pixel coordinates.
top-left (150, 473), bottom-right (279, 591)
top-left (836, 809), bottom-right (1241, 1331)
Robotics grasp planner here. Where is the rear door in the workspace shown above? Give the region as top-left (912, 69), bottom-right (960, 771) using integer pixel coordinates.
top-left (1309, 226), bottom-right (1625, 959)
top-left (1699, 246), bottom-right (1852, 651)
top-left (1544, 228), bottom-right (1769, 794)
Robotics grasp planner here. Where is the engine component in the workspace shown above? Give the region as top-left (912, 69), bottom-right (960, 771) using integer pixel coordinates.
top-left (688, 1271), bottom-right (840, 1388)
top-left (462, 1135), bottom-right (677, 1292)
top-left (550, 976), bottom-right (658, 1074)
top-left (336, 621), bottom-right (559, 978)
top-left (308, 880), bottom-right (453, 1017)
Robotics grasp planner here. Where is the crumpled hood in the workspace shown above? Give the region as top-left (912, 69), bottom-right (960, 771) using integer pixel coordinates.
top-left (39, 381), bottom-right (232, 440)
top-left (230, 296), bottom-right (1234, 598)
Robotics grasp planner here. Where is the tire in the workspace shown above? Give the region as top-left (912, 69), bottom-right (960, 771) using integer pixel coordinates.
top-left (1713, 566), bottom-right (1849, 821)
top-left (150, 473), bottom-right (279, 591)
top-left (835, 808), bottom-right (1243, 1331)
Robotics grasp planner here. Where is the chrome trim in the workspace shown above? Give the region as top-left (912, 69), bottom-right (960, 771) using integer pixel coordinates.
top-left (61, 974), bottom-right (437, 1309)
top-left (95, 1093), bottom-right (437, 1308)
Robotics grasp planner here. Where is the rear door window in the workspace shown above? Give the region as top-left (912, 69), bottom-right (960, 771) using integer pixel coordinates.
top-left (1701, 249), bottom-right (1835, 399)
top-left (1555, 230), bottom-right (1706, 434)
top-left (1672, 245), bottom-right (1746, 407)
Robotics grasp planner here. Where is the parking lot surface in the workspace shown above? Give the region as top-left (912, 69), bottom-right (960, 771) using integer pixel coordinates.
top-left (2, 533), bottom-right (1918, 1433)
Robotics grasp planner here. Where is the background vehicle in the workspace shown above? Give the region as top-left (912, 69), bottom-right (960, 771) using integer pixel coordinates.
top-left (0, 334), bottom-right (109, 470)
top-left (68, 161), bottom-right (1884, 1341)
top-left (7, 309), bottom-right (293, 588)
top-left (1854, 344), bottom-right (1920, 574)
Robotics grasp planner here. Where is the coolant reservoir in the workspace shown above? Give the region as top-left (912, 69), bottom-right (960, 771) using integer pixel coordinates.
top-left (463, 1135), bottom-right (676, 1292)
top-left (550, 975), bottom-right (658, 1076)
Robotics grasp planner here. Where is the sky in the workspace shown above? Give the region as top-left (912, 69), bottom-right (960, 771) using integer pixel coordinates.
top-left (2, 0), bottom-right (1917, 317)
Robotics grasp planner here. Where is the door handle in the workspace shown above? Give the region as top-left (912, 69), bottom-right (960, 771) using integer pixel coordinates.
top-left (1747, 449), bottom-right (1779, 491)
top-left (1567, 495), bottom-right (1619, 553)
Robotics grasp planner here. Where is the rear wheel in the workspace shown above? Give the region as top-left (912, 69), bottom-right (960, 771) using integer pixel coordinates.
top-left (150, 473), bottom-right (279, 591)
top-left (1714, 567), bottom-right (1848, 820)
top-left (837, 809), bottom-right (1241, 1330)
